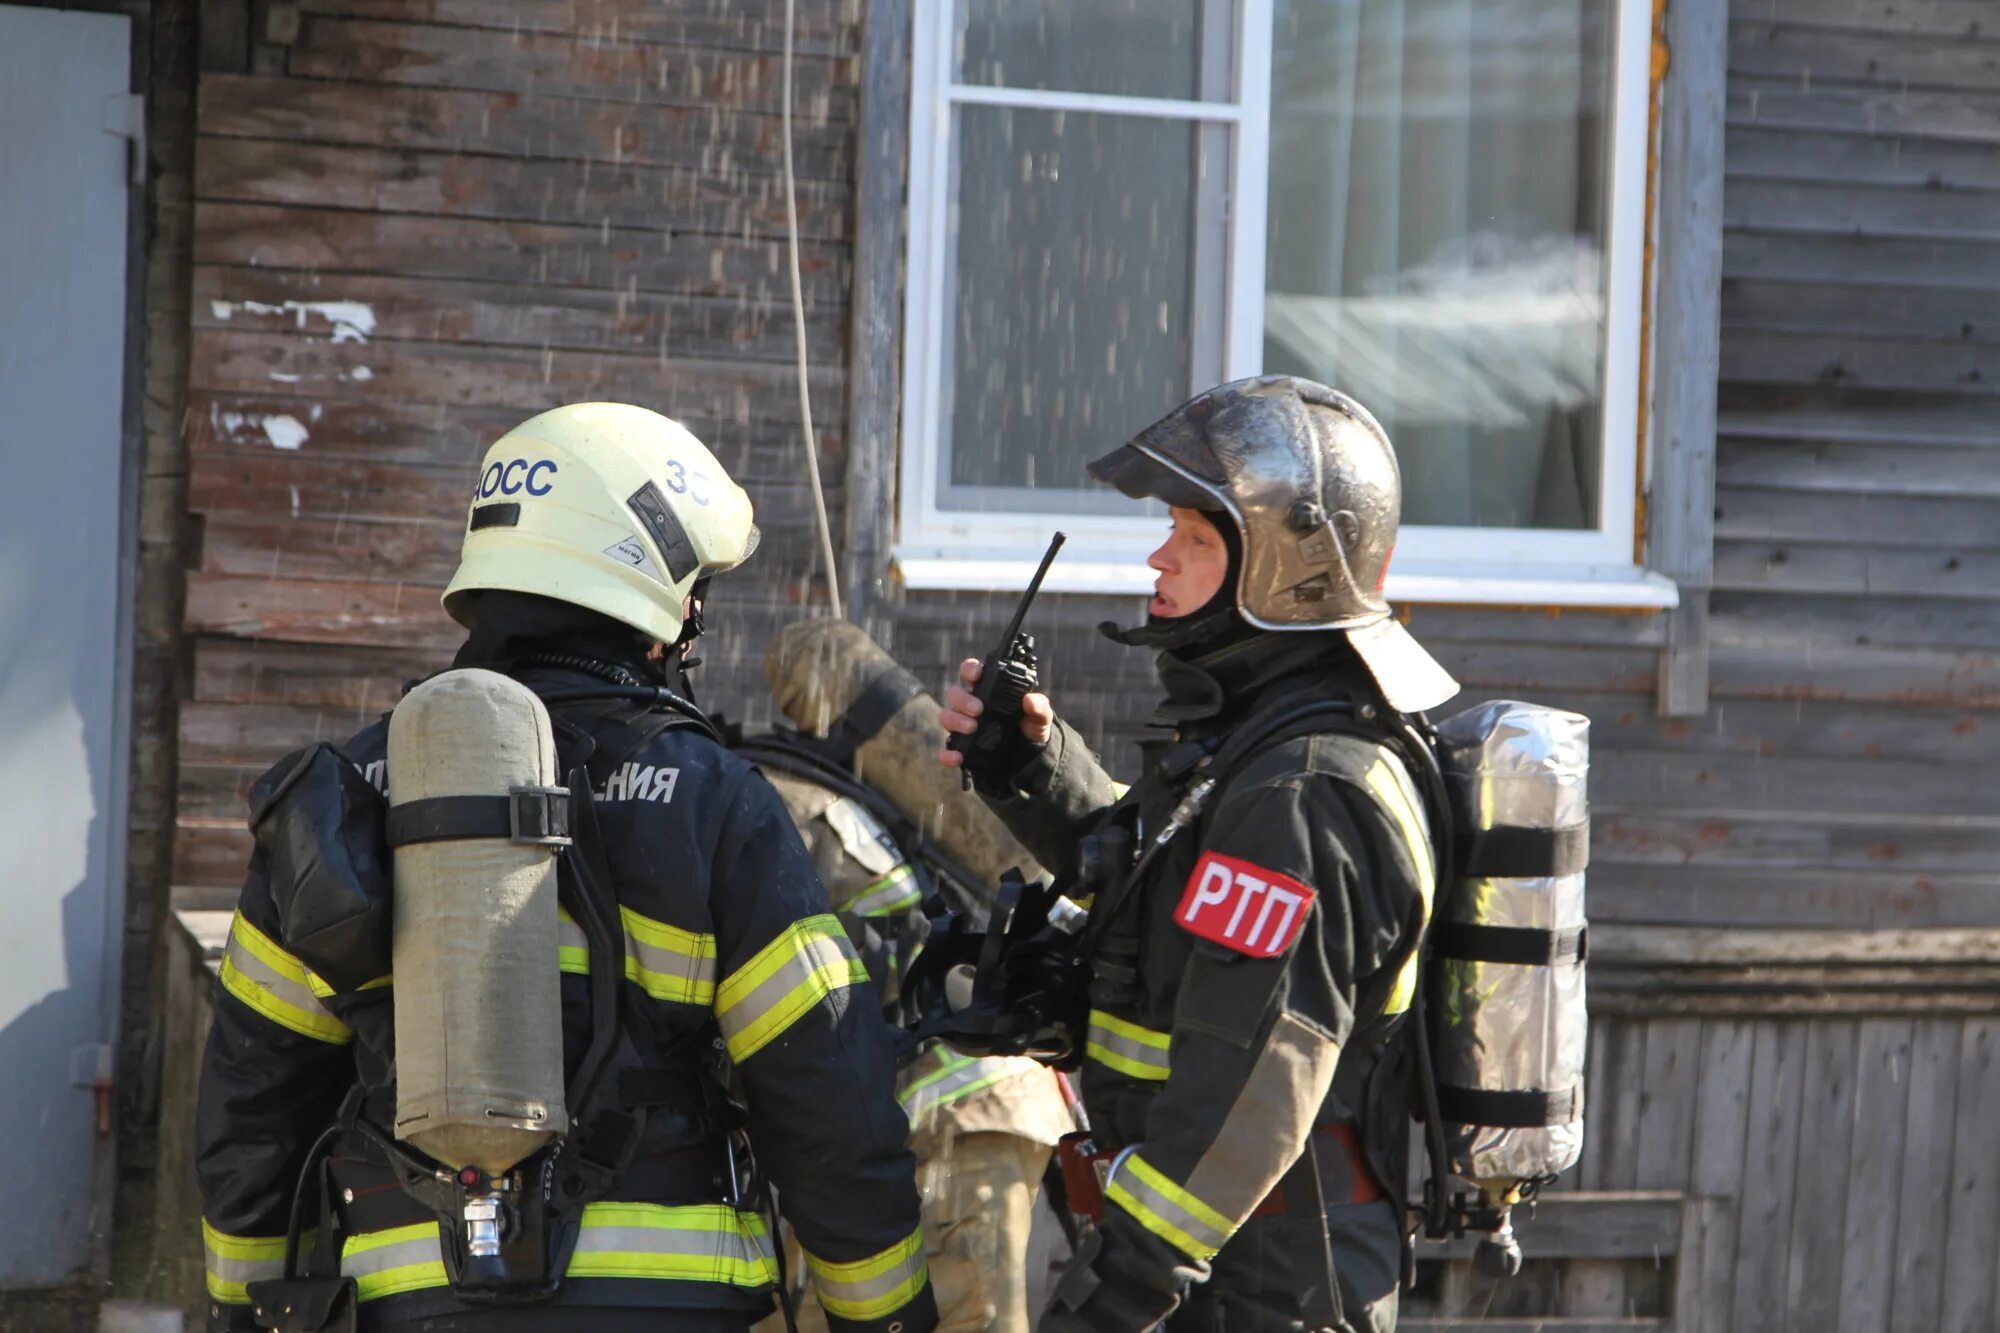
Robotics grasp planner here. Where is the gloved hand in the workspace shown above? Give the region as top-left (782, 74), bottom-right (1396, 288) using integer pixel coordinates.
top-left (936, 658), bottom-right (1054, 798)
top-left (1042, 1213), bottom-right (1208, 1333)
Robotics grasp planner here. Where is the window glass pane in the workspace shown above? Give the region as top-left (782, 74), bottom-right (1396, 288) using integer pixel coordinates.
top-left (955, 0), bottom-right (1225, 102)
top-left (942, 106), bottom-right (1203, 514)
top-left (1263, 0), bottom-right (1615, 530)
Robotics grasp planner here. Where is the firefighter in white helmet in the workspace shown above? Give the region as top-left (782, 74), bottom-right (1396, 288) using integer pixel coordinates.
top-left (196, 403), bottom-right (936, 1333)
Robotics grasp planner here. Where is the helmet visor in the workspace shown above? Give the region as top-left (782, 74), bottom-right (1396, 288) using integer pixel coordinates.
top-left (1086, 442), bottom-right (1225, 511)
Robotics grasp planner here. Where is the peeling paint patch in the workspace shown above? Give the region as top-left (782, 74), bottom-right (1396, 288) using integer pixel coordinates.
top-left (347, 365), bottom-right (374, 382)
top-left (210, 298), bottom-right (378, 344)
top-left (261, 415), bottom-right (309, 451)
top-left (269, 372), bottom-right (302, 384)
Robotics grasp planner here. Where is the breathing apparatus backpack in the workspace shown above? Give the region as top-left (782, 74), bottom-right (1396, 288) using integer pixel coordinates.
top-left (238, 667), bottom-right (739, 1332)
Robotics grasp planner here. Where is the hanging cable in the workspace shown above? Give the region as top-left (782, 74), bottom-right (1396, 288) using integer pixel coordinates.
top-left (782, 0), bottom-right (844, 621)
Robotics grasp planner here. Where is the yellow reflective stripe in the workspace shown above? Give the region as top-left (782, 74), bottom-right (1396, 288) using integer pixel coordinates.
top-left (898, 1052), bottom-right (1016, 1120)
top-left (846, 862), bottom-right (921, 917)
top-left (202, 1221), bottom-right (292, 1304)
top-left (715, 915), bottom-right (867, 1062)
top-left (341, 1205), bottom-right (777, 1302)
top-left (621, 905), bottom-right (718, 1005)
top-left (219, 913), bottom-right (352, 1044)
top-left (1106, 1153), bottom-right (1234, 1262)
top-left (804, 1229), bottom-right (928, 1321)
top-left (567, 1202), bottom-right (777, 1286)
top-left (1085, 1009), bottom-right (1172, 1082)
top-left (557, 907), bottom-right (718, 1006)
top-left (342, 1222), bottom-right (449, 1301)
top-left (1364, 756), bottom-right (1436, 1015)
top-left (305, 970), bottom-right (390, 1000)
top-left (1110, 780), bottom-right (1132, 799)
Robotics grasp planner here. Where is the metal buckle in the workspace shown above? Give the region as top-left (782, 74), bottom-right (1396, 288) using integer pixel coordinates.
top-left (508, 786), bottom-right (572, 846)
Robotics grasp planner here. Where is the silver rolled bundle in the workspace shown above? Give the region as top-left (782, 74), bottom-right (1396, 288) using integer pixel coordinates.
top-left (1428, 700), bottom-right (1590, 1188)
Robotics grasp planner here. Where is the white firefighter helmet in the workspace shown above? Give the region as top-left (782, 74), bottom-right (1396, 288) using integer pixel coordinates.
top-left (442, 402), bottom-right (759, 646)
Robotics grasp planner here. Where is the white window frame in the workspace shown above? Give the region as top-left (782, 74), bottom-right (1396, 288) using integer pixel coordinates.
top-left (895, 0), bottom-right (1674, 609)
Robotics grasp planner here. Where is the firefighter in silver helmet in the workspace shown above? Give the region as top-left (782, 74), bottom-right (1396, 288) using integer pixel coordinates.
top-left (939, 376), bottom-right (1456, 1333)
top-left (196, 403), bottom-right (935, 1333)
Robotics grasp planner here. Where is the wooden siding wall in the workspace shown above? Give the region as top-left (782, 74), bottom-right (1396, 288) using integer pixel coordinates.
top-left (173, 0), bottom-right (864, 901)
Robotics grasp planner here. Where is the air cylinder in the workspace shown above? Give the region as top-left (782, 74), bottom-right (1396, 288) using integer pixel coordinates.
top-left (388, 668), bottom-right (567, 1172)
top-left (1428, 699), bottom-right (1590, 1189)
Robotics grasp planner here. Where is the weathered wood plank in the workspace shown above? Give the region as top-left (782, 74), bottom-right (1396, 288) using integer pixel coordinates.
top-left (1712, 440), bottom-right (2000, 498)
top-left (1578, 1020), bottom-right (1617, 1191)
top-left (289, 0), bottom-right (858, 54)
top-left (1889, 1019), bottom-right (1961, 1333)
top-left (1718, 402), bottom-right (2000, 449)
top-left (193, 203), bottom-right (851, 301)
top-left (1589, 864), bottom-right (2000, 929)
top-left (1713, 543), bottom-right (2000, 600)
top-left (1940, 1018), bottom-right (2000, 1331)
top-left (195, 137), bottom-right (849, 242)
top-left (1728, 1022), bottom-right (1808, 1333)
top-left (1734, 0), bottom-right (2000, 41)
top-left (1687, 1021), bottom-right (1756, 1329)
top-left (197, 512), bottom-right (466, 585)
top-left (1708, 639), bottom-right (2000, 708)
top-left (1709, 590), bottom-right (2000, 653)
top-left (1724, 227), bottom-right (2000, 291)
top-left (1592, 749), bottom-right (2000, 823)
top-left (183, 572), bottom-right (463, 651)
top-left (174, 823), bottom-right (252, 888)
top-left (180, 700), bottom-right (384, 766)
top-left (1725, 177), bottom-right (2000, 245)
top-left (1727, 122), bottom-right (2000, 192)
top-left (1786, 1022), bottom-right (1860, 1328)
top-left (1589, 1022), bottom-right (1645, 1192)
top-left (289, 16), bottom-right (856, 118)
top-left (187, 453), bottom-right (842, 543)
top-left (189, 391), bottom-right (842, 474)
top-left (1583, 696), bottom-right (2000, 766)
top-left (191, 638), bottom-right (441, 709)
top-left (1837, 1018), bottom-right (1913, 1333)
top-left (197, 73), bottom-right (851, 180)
top-left (193, 267), bottom-right (842, 367)
top-left (1722, 327), bottom-right (2000, 396)
top-left (1730, 23), bottom-right (2000, 93)
top-left (1596, 810), bottom-right (2000, 874)
top-left (1728, 85), bottom-right (2000, 147)
top-left (1401, 606), bottom-right (1671, 650)
top-left (187, 328), bottom-right (845, 422)
top-left (1715, 484), bottom-right (2000, 551)
top-left (1723, 279), bottom-right (2000, 345)
top-left (1633, 1021), bottom-right (1700, 1191)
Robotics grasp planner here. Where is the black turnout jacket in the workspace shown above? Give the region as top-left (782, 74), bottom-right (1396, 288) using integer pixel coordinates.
top-left (196, 650), bottom-right (934, 1333)
top-left (988, 636), bottom-right (1434, 1333)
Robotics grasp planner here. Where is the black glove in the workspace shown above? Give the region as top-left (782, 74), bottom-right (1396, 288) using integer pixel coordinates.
top-left (961, 720), bottom-right (1045, 800)
top-left (1042, 1213), bottom-right (1208, 1333)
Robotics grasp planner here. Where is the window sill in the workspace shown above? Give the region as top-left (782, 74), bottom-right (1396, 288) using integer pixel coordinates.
top-left (893, 550), bottom-right (1680, 610)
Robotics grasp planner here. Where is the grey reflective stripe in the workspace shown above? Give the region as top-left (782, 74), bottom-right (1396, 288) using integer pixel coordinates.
top-left (899, 1053), bottom-right (1015, 1119)
top-left (1085, 1011), bottom-right (1172, 1082)
top-left (846, 863), bottom-right (920, 917)
top-left (342, 1225), bottom-right (447, 1302)
top-left (557, 915), bottom-right (587, 952)
top-left (219, 917), bottom-right (350, 1043)
top-left (716, 917), bottom-right (865, 1061)
top-left (1106, 1154), bottom-right (1234, 1260)
top-left (805, 1233), bottom-right (927, 1321)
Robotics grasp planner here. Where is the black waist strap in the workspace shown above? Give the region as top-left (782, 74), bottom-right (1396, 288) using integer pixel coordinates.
top-left (385, 788), bottom-right (571, 848)
top-left (1458, 822), bottom-right (1589, 879)
top-left (1434, 1083), bottom-right (1582, 1129)
top-left (1431, 921), bottom-right (1587, 967)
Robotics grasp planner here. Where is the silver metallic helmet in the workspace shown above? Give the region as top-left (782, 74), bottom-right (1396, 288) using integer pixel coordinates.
top-left (1088, 375), bottom-right (1459, 713)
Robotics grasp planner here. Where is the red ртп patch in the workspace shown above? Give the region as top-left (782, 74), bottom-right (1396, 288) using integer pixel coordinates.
top-left (1175, 852), bottom-right (1317, 958)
